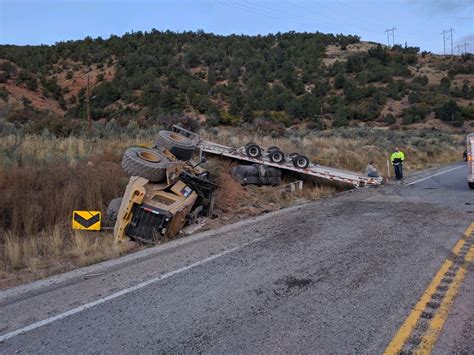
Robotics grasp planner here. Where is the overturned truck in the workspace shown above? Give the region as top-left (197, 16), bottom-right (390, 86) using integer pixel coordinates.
top-left (112, 128), bottom-right (217, 244)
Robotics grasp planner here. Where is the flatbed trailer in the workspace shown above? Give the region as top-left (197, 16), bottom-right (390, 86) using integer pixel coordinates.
top-left (197, 139), bottom-right (382, 188)
top-left (171, 126), bottom-right (383, 188)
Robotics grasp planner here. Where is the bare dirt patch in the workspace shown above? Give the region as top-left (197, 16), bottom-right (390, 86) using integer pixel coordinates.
top-left (2, 81), bottom-right (64, 115)
top-left (323, 41), bottom-right (378, 66)
top-left (55, 64), bottom-right (116, 100)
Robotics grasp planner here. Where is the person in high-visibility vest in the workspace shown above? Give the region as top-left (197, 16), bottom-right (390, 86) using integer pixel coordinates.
top-left (391, 147), bottom-right (405, 180)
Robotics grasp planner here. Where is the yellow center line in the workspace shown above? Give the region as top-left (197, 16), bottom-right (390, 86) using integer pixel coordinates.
top-left (416, 243), bottom-right (474, 354)
top-left (384, 222), bottom-right (474, 355)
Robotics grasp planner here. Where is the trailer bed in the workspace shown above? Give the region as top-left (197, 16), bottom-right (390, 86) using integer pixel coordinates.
top-left (198, 140), bottom-right (382, 187)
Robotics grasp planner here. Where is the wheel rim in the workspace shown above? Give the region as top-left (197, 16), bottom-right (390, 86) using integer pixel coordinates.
top-left (273, 153), bottom-right (283, 162)
top-left (249, 147), bottom-right (259, 156)
top-left (169, 133), bottom-right (186, 142)
top-left (138, 151), bottom-right (161, 163)
top-left (297, 158), bottom-right (307, 167)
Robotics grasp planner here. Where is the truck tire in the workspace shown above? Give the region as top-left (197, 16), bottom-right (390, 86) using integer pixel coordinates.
top-left (269, 149), bottom-right (285, 163)
top-left (106, 197), bottom-right (123, 223)
top-left (469, 182), bottom-right (474, 190)
top-left (122, 147), bottom-right (176, 182)
top-left (155, 130), bottom-right (196, 161)
top-left (245, 143), bottom-right (262, 158)
top-left (292, 154), bottom-right (310, 169)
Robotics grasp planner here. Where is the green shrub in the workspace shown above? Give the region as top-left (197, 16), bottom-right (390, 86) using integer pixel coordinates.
top-left (332, 106), bottom-right (350, 127)
top-left (413, 75), bottom-right (428, 86)
top-left (333, 73), bottom-right (346, 89)
top-left (220, 111), bottom-right (242, 125)
top-left (408, 91), bottom-right (421, 104)
top-left (384, 113), bottom-right (396, 125)
top-left (462, 104), bottom-right (474, 120)
top-left (0, 87), bottom-right (8, 101)
top-left (435, 99), bottom-right (464, 126)
top-left (306, 116), bottom-right (326, 130)
top-left (403, 103), bottom-right (431, 121)
top-left (439, 77), bottom-right (451, 95)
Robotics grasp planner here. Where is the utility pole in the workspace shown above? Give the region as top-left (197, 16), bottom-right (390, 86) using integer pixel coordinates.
top-left (449, 27), bottom-right (455, 55)
top-left (384, 27), bottom-right (396, 47)
top-left (459, 42), bottom-right (469, 55)
top-left (441, 30), bottom-right (447, 55)
top-left (86, 73), bottom-right (91, 133)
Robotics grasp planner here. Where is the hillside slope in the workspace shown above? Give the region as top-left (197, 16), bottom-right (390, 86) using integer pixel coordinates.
top-left (0, 30), bottom-right (473, 136)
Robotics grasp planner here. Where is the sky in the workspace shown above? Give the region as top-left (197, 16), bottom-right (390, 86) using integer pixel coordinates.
top-left (0, 0), bottom-right (472, 54)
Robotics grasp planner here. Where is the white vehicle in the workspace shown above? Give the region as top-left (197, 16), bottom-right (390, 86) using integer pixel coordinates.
top-left (467, 133), bottom-right (474, 189)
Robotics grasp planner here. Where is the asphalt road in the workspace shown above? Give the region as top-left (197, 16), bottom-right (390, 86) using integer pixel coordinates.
top-left (0, 162), bottom-right (473, 353)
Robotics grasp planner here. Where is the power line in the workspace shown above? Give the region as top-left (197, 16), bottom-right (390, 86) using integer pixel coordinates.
top-left (246, 0), bottom-right (374, 33)
top-left (287, 0), bottom-right (378, 33)
top-left (218, 1), bottom-right (318, 30)
top-left (220, 0), bottom-right (385, 36)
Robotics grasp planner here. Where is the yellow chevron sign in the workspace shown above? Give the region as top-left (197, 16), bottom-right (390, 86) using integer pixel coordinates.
top-left (72, 211), bottom-right (101, 231)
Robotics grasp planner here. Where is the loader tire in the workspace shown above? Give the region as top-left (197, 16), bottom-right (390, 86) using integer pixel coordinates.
top-left (122, 147), bottom-right (176, 182)
top-left (155, 130), bottom-right (196, 161)
top-left (106, 197), bottom-right (123, 223)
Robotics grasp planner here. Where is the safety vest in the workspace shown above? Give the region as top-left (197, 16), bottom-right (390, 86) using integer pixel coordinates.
top-left (391, 151), bottom-right (405, 163)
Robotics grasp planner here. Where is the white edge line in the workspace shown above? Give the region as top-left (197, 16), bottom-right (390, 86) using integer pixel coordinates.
top-left (406, 165), bottom-right (465, 186)
top-left (0, 238), bottom-right (262, 343)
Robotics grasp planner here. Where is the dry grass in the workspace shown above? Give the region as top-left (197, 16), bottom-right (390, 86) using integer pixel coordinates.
top-left (0, 135), bottom-right (147, 288)
top-left (0, 127), bottom-right (465, 288)
top-left (0, 226), bottom-right (138, 288)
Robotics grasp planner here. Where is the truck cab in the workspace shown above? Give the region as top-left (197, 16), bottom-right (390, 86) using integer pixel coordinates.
top-left (467, 133), bottom-right (474, 189)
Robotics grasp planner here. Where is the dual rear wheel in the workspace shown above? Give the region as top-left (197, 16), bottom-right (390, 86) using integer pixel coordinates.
top-left (244, 143), bottom-right (310, 169)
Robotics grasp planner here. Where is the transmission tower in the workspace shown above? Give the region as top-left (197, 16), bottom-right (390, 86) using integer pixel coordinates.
top-left (384, 27), bottom-right (396, 47)
top-left (441, 28), bottom-right (455, 55)
top-left (455, 42), bottom-right (469, 55)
